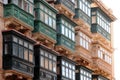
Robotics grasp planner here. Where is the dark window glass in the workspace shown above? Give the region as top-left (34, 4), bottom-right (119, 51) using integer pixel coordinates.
top-left (13, 43), bottom-right (18, 56)
top-left (24, 48), bottom-right (28, 60)
top-left (29, 50), bottom-right (33, 62)
top-left (19, 46), bottom-right (24, 58)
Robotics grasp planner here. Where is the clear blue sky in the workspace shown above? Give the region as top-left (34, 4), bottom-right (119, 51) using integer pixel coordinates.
top-left (102, 0), bottom-right (120, 79)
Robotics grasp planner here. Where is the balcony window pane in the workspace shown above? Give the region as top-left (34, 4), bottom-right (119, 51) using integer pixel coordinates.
top-left (24, 42), bottom-right (28, 48)
top-left (29, 44), bottom-right (33, 50)
top-left (19, 46), bottom-right (24, 58)
top-left (45, 58), bottom-right (48, 69)
top-left (62, 25), bottom-right (65, 35)
top-left (5, 44), bottom-right (9, 54)
top-left (53, 20), bottom-right (56, 30)
top-left (29, 51), bottom-right (33, 62)
top-left (19, 39), bottom-right (23, 45)
top-left (24, 0), bottom-right (29, 12)
top-left (13, 36), bottom-right (18, 43)
top-left (40, 11), bottom-right (44, 22)
top-left (24, 48), bottom-right (28, 60)
top-left (66, 68), bottom-right (68, 77)
top-left (40, 49), bottom-right (44, 55)
top-left (65, 28), bottom-right (68, 37)
top-left (49, 60), bottom-right (52, 71)
top-left (13, 43), bottom-right (18, 56)
top-left (45, 14), bottom-right (48, 24)
top-left (13, 0), bottom-right (18, 5)
top-left (53, 62), bottom-right (56, 72)
top-left (40, 56), bottom-right (44, 67)
top-left (49, 17), bottom-right (52, 27)
top-left (62, 66), bottom-right (65, 76)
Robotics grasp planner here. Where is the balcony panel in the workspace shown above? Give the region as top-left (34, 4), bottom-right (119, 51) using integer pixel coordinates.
top-left (91, 24), bottom-right (111, 40)
top-left (3, 56), bottom-right (34, 77)
top-left (4, 4), bottom-right (34, 29)
top-left (34, 21), bottom-right (56, 42)
top-left (74, 9), bottom-right (91, 26)
top-left (56, 0), bottom-right (75, 13)
top-left (57, 34), bottom-right (75, 52)
top-left (93, 58), bottom-right (112, 75)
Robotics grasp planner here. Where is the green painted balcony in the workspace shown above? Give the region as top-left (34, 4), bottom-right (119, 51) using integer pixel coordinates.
top-left (33, 0), bottom-right (57, 43)
top-left (74, 0), bottom-right (92, 26)
top-left (34, 21), bottom-right (57, 41)
top-left (56, 14), bottom-right (76, 52)
top-left (91, 24), bottom-right (111, 40)
top-left (55, 0), bottom-right (75, 13)
top-left (91, 7), bottom-right (112, 41)
top-left (4, 4), bottom-right (34, 29)
top-left (74, 8), bottom-right (91, 25)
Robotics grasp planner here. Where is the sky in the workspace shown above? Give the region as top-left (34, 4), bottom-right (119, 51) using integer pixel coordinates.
top-left (101, 0), bottom-right (120, 79)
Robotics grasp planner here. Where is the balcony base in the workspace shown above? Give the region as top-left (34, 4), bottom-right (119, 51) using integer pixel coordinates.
top-left (92, 33), bottom-right (113, 52)
top-left (55, 4), bottom-right (74, 19)
top-left (74, 18), bottom-right (90, 30)
top-left (4, 17), bottom-right (33, 37)
top-left (33, 32), bottom-right (56, 49)
top-left (3, 70), bottom-right (32, 80)
top-left (73, 55), bottom-right (91, 68)
top-left (55, 45), bottom-right (74, 59)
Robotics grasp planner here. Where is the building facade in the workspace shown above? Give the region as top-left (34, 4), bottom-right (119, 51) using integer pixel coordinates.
top-left (0, 0), bottom-right (116, 80)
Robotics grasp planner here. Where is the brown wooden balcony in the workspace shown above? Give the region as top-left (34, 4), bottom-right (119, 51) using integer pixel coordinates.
top-left (92, 58), bottom-right (112, 77)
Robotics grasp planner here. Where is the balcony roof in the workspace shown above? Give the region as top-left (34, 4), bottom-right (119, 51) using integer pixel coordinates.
top-left (92, 0), bottom-right (117, 21)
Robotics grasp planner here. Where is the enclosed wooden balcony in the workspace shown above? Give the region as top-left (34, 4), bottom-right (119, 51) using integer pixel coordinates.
top-left (34, 44), bottom-right (58, 80)
top-left (33, 0), bottom-right (57, 48)
top-left (74, 9), bottom-right (91, 27)
top-left (57, 56), bottom-right (76, 80)
top-left (4, 4), bottom-right (34, 32)
top-left (2, 30), bottom-right (35, 78)
top-left (55, 14), bottom-right (76, 56)
top-left (92, 58), bottom-right (112, 77)
top-left (74, 0), bottom-right (92, 28)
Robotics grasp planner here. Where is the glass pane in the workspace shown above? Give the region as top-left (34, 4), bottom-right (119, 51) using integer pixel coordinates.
top-left (24, 48), bottom-right (28, 60)
top-left (53, 62), bottom-right (56, 72)
top-left (19, 39), bottom-right (23, 45)
top-left (53, 56), bottom-right (56, 61)
top-left (29, 51), bottom-right (33, 62)
top-left (62, 66), bottom-right (65, 76)
top-left (19, 46), bottom-right (24, 58)
top-left (49, 60), bottom-right (52, 71)
top-left (53, 20), bottom-right (56, 30)
top-left (23, 0), bottom-right (29, 12)
top-left (66, 68), bottom-right (68, 77)
top-left (49, 17), bottom-right (52, 27)
top-left (62, 25), bottom-right (65, 35)
top-left (13, 36), bottom-right (18, 43)
top-left (40, 11), bottom-right (44, 22)
top-left (18, 0), bottom-right (22, 8)
top-left (13, 43), bottom-right (18, 56)
top-left (13, 0), bottom-right (18, 5)
top-left (24, 42), bottom-right (28, 48)
top-left (45, 14), bottom-right (48, 24)
top-left (45, 58), bottom-right (48, 69)
top-left (40, 56), bottom-right (44, 67)
top-left (29, 3), bottom-right (33, 14)
top-left (45, 52), bottom-right (48, 57)
top-left (5, 44), bottom-right (9, 54)
top-left (40, 49), bottom-right (44, 55)
top-left (29, 44), bottom-right (33, 50)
